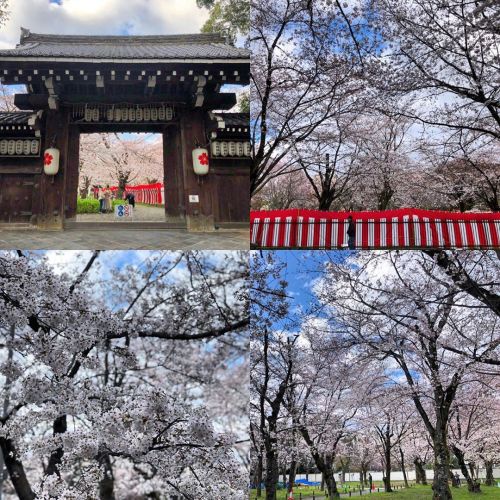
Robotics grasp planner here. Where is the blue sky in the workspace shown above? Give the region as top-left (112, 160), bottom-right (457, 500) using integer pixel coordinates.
top-left (260, 250), bottom-right (353, 332)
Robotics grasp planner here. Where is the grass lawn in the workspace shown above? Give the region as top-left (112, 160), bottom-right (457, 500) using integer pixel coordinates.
top-left (249, 482), bottom-right (404, 499)
top-left (249, 484), bottom-right (500, 499)
top-left (370, 484), bottom-right (500, 499)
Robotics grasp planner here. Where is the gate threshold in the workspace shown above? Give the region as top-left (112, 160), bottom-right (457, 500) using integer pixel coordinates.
top-left (64, 221), bottom-right (187, 231)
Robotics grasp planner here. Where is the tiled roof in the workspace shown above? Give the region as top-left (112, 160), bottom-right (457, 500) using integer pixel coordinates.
top-left (0, 30), bottom-right (250, 60)
top-left (0, 112), bottom-right (32, 125)
top-left (215, 113), bottom-right (249, 128)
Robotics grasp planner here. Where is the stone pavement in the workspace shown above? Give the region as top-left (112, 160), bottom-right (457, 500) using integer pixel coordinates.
top-left (0, 228), bottom-right (249, 250)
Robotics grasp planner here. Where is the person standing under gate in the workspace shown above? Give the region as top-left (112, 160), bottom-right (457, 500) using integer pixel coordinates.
top-left (98, 186), bottom-right (105, 214)
top-left (103, 185), bottom-right (112, 213)
top-left (125, 192), bottom-right (135, 209)
top-left (347, 215), bottom-right (356, 250)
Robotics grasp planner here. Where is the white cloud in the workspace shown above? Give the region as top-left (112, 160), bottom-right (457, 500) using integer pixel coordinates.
top-left (0, 0), bottom-right (209, 49)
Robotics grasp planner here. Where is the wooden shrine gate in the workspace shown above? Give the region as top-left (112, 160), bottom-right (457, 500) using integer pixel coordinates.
top-left (0, 30), bottom-right (251, 230)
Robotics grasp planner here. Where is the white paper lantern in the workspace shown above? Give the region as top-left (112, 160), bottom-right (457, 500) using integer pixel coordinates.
top-left (136, 108), bottom-right (143, 121)
top-left (236, 142), bottom-right (245, 156)
top-left (107, 108), bottom-right (114, 121)
top-left (165, 107), bottom-right (173, 120)
top-left (244, 142), bottom-right (251, 156)
top-left (31, 140), bottom-right (39, 155)
top-left (192, 148), bottom-right (209, 176)
top-left (144, 108), bottom-right (151, 121)
top-left (220, 142), bottom-right (229, 157)
top-left (23, 140), bottom-right (31, 155)
top-left (228, 141), bottom-right (237, 156)
top-left (7, 140), bottom-right (15, 155)
top-left (84, 108), bottom-right (93, 122)
top-left (158, 106), bottom-right (166, 121)
top-left (121, 107), bottom-right (129, 122)
top-left (151, 108), bottom-right (158, 121)
top-left (92, 108), bottom-right (100, 122)
top-left (0, 140), bottom-right (7, 155)
top-left (129, 108), bottom-right (136, 121)
top-left (44, 148), bottom-right (60, 175)
top-left (211, 141), bottom-right (221, 156)
top-left (15, 140), bottom-right (23, 155)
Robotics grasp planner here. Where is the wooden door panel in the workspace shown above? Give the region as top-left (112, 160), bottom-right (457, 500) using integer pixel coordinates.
top-left (0, 175), bottom-right (35, 222)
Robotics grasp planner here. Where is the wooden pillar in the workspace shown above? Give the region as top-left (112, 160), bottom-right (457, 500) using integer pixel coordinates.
top-left (179, 109), bottom-right (215, 231)
top-left (64, 125), bottom-right (80, 220)
top-left (163, 126), bottom-right (185, 221)
top-left (37, 108), bottom-right (70, 230)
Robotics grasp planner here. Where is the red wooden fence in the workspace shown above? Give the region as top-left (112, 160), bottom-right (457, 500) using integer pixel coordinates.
top-left (93, 183), bottom-right (164, 205)
top-left (251, 209), bottom-right (500, 249)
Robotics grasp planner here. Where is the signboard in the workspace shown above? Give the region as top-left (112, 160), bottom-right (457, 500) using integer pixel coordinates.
top-left (189, 195), bottom-right (199, 203)
top-left (115, 205), bottom-right (133, 218)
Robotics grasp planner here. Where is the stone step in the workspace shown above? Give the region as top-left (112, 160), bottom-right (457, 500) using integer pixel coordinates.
top-left (215, 222), bottom-right (249, 230)
top-left (64, 221), bottom-right (187, 231)
top-left (0, 223), bottom-right (34, 230)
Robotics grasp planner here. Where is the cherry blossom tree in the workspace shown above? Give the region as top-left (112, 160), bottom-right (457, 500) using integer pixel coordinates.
top-left (79, 134), bottom-right (164, 195)
top-left (377, 0), bottom-right (500, 144)
top-left (0, 85), bottom-right (15, 113)
top-left (250, 251), bottom-right (294, 500)
top-left (0, 0), bottom-right (8, 27)
top-left (251, 165), bottom-right (313, 210)
top-left (250, 0), bottom-right (372, 195)
top-left (0, 250), bottom-right (249, 500)
top-left (314, 250), bottom-right (500, 499)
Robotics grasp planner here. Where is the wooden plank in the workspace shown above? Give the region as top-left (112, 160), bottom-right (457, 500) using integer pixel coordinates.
top-left (0, 165), bottom-right (42, 174)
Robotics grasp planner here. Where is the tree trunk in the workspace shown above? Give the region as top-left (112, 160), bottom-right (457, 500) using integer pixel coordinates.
top-left (99, 453), bottom-right (115, 500)
top-left (0, 437), bottom-right (35, 500)
top-left (414, 457), bottom-right (427, 485)
top-left (288, 460), bottom-right (297, 494)
top-left (318, 195), bottom-right (333, 211)
top-left (264, 445), bottom-right (279, 500)
top-left (300, 427), bottom-right (339, 498)
top-left (399, 447), bottom-right (409, 488)
top-left (255, 451), bottom-right (263, 496)
top-left (453, 446), bottom-right (480, 493)
top-left (45, 414), bottom-right (67, 476)
top-left (383, 439), bottom-right (392, 492)
top-left (360, 467), bottom-right (367, 488)
top-left (432, 432), bottom-right (452, 500)
top-left (485, 461), bottom-right (494, 486)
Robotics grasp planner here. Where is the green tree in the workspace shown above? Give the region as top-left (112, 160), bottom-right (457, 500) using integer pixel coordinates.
top-left (239, 91), bottom-right (249, 113)
top-left (197, 0), bottom-right (249, 40)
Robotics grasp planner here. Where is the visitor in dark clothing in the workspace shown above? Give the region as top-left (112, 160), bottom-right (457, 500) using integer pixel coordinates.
top-left (347, 215), bottom-right (355, 250)
top-left (125, 192), bottom-right (135, 208)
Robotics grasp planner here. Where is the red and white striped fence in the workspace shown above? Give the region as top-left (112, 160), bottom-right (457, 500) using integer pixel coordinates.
top-left (103, 183), bottom-right (164, 205)
top-left (251, 209), bottom-right (500, 249)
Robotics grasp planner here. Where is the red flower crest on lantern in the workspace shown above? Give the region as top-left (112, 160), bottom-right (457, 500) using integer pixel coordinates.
top-left (198, 152), bottom-right (209, 166)
top-left (44, 152), bottom-right (53, 166)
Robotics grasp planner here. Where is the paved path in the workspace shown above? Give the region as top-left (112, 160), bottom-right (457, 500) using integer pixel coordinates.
top-left (77, 204), bottom-right (166, 222)
top-left (0, 229), bottom-right (249, 250)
